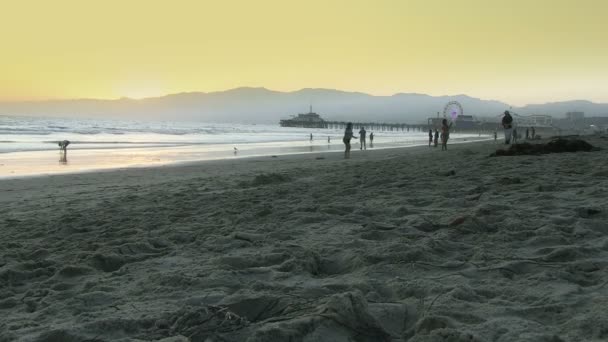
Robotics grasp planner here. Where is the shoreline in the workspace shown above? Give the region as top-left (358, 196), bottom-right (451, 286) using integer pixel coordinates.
top-left (0, 136), bottom-right (493, 180)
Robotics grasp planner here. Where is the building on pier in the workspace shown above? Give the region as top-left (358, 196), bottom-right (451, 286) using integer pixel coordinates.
top-left (279, 106), bottom-right (327, 128)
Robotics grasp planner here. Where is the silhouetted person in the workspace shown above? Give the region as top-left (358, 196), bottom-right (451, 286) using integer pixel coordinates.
top-left (343, 122), bottom-right (357, 158)
top-left (310, 133), bottom-right (313, 142)
top-left (531, 126), bottom-right (536, 139)
top-left (428, 129), bottom-right (433, 147)
top-left (502, 111), bottom-right (513, 144)
top-left (359, 126), bottom-right (367, 150)
top-left (369, 132), bottom-right (374, 147)
top-left (512, 127), bottom-right (518, 144)
top-left (58, 140), bottom-right (70, 164)
top-left (494, 131), bottom-right (497, 141)
top-left (441, 119), bottom-right (452, 151)
top-left (58, 140), bottom-right (70, 152)
top-left (434, 129), bottom-right (439, 147)
top-left (525, 128), bottom-right (529, 140)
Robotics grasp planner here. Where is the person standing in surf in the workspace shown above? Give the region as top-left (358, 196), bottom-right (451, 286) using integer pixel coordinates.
top-left (502, 111), bottom-right (513, 144)
top-left (359, 126), bottom-right (367, 150)
top-left (343, 122), bottom-right (357, 158)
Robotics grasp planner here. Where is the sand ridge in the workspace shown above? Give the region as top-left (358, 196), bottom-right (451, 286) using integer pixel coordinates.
top-left (1, 137), bottom-right (607, 341)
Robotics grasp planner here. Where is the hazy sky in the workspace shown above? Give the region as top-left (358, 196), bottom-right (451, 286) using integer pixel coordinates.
top-left (1, 0), bottom-right (606, 105)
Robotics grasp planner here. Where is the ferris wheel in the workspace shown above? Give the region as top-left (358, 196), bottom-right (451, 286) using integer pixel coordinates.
top-left (443, 101), bottom-right (463, 122)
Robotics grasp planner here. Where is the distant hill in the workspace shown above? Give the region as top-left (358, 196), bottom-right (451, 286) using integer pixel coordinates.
top-left (515, 100), bottom-right (608, 118)
top-left (1, 88), bottom-right (607, 123)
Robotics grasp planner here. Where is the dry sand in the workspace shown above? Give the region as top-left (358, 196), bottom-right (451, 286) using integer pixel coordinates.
top-left (1, 137), bottom-right (608, 342)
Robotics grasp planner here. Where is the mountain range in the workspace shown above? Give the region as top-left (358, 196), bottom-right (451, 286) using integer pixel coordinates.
top-left (2, 88), bottom-right (607, 123)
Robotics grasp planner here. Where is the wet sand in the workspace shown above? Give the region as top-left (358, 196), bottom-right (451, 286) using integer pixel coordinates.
top-left (0, 136), bottom-right (490, 179)
top-left (1, 136), bottom-right (607, 341)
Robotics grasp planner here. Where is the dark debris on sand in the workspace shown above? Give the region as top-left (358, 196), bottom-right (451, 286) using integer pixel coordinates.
top-left (490, 137), bottom-right (599, 157)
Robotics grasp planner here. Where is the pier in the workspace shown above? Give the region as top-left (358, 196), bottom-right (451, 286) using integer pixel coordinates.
top-left (324, 121), bottom-right (428, 132)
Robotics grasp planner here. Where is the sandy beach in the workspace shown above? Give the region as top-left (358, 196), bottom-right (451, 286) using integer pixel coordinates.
top-left (1, 136), bottom-right (608, 342)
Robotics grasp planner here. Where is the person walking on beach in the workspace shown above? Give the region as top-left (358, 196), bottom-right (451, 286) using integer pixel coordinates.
top-left (493, 131), bottom-right (497, 141)
top-left (434, 129), bottom-right (439, 147)
top-left (58, 140), bottom-right (70, 152)
top-left (502, 111), bottom-right (513, 144)
top-left (343, 122), bottom-right (357, 158)
top-left (441, 119), bottom-right (452, 151)
top-left (58, 140), bottom-right (70, 163)
top-left (359, 126), bottom-right (367, 150)
top-left (428, 129), bottom-right (433, 147)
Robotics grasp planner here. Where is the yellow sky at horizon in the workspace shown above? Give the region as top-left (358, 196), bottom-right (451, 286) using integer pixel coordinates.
top-left (0, 0), bottom-right (606, 105)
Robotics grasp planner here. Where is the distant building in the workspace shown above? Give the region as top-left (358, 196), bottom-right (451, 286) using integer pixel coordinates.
top-left (518, 114), bottom-right (552, 127)
top-left (565, 111), bottom-right (584, 121)
top-left (279, 106), bottom-right (327, 128)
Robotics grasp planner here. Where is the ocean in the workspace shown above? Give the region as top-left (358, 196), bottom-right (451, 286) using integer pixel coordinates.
top-left (0, 115), bottom-right (489, 177)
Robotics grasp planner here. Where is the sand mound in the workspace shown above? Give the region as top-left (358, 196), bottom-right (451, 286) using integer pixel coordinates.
top-left (491, 138), bottom-right (598, 157)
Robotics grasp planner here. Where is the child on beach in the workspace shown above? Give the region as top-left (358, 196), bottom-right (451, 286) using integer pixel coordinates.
top-left (343, 122), bottom-right (357, 158)
top-left (441, 119), bottom-right (452, 151)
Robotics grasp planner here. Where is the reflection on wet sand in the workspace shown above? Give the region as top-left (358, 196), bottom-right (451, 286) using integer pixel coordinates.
top-left (59, 150), bottom-right (68, 164)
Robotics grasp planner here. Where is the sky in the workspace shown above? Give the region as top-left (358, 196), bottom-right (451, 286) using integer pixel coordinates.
top-left (0, 0), bottom-right (606, 105)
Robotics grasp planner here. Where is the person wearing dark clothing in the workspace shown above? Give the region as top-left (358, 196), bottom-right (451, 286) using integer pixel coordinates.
top-left (343, 122), bottom-right (358, 158)
top-left (359, 127), bottom-right (367, 150)
top-left (525, 128), bottom-right (529, 140)
top-left (531, 126), bottom-right (536, 139)
top-left (441, 119), bottom-right (452, 151)
top-left (58, 140), bottom-right (70, 152)
top-left (428, 129), bottom-right (433, 147)
top-left (502, 111), bottom-right (513, 144)
top-left (434, 129), bottom-right (439, 147)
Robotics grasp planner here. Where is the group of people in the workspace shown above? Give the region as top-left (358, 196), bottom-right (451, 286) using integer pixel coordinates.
top-left (428, 119), bottom-right (453, 151)
top-left (342, 124), bottom-right (375, 158)
top-left (338, 110), bottom-right (537, 159)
